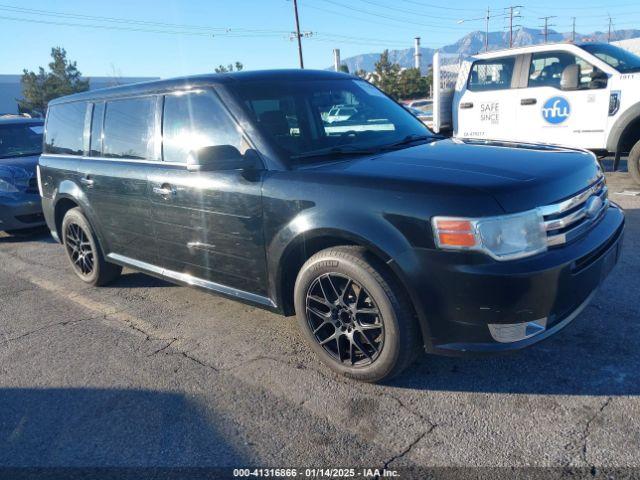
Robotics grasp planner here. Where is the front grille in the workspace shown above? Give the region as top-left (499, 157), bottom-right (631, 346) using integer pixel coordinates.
top-left (539, 176), bottom-right (609, 247)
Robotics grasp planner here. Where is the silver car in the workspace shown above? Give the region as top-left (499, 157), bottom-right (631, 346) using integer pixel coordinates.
top-left (0, 116), bottom-right (45, 233)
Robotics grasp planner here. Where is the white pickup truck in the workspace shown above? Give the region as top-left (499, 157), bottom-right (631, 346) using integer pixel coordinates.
top-left (432, 42), bottom-right (640, 184)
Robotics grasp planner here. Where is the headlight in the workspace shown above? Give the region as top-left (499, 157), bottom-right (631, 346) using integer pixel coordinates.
top-left (432, 210), bottom-right (547, 261)
top-left (0, 178), bottom-right (19, 193)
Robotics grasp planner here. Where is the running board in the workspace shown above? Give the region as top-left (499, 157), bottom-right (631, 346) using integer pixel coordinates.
top-left (107, 253), bottom-right (277, 309)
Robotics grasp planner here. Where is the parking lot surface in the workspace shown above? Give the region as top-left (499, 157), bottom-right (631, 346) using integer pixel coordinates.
top-left (0, 167), bottom-right (639, 473)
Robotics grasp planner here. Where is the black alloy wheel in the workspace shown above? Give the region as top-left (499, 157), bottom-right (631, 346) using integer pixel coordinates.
top-left (306, 273), bottom-right (385, 367)
top-left (65, 222), bottom-right (94, 277)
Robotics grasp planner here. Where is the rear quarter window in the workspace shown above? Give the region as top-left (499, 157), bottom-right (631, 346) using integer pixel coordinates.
top-left (44, 102), bottom-right (87, 155)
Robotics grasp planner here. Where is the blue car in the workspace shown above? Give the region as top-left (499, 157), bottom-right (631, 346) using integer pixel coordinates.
top-left (0, 116), bottom-right (45, 233)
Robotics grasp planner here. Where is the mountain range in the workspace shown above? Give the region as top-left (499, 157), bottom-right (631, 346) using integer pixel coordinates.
top-left (338, 27), bottom-right (640, 72)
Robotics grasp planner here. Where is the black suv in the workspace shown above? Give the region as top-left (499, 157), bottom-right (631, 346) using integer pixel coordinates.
top-left (39, 70), bottom-right (624, 382)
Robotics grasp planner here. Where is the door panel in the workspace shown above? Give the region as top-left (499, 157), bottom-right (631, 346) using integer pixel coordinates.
top-left (148, 166), bottom-right (267, 295)
top-left (516, 51), bottom-right (609, 149)
top-left (78, 97), bottom-right (159, 264)
top-left (457, 56), bottom-right (519, 141)
top-left (80, 160), bottom-right (156, 264)
top-left (149, 88), bottom-right (267, 295)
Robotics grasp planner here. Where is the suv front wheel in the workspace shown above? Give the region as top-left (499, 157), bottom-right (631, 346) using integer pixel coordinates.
top-left (294, 246), bottom-right (421, 383)
top-left (62, 207), bottom-right (122, 286)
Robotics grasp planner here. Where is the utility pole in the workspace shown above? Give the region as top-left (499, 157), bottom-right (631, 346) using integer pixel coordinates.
top-left (292, 0), bottom-right (304, 68)
top-left (507, 6), bottom-right (523, 48)
top-left (608, 15), bottom-right (613, 43)
top-left (485, 6), bottom-right (490, 52)
top-left (457, 7), bottom-right (500, 52)
top-left (571, 17), bottom-right (576, 42)
top-left (539, 16), bottom-right (556, 43)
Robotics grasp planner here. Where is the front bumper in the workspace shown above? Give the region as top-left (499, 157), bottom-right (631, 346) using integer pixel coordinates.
top-left (400, 204), bottom-right (625, 355)
top-left (0, 193), bottom-right (45, 231)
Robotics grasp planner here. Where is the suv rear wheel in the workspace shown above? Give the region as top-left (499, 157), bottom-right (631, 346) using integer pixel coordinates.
top-left (294, 246), bottom-right (421, 383)
top-left (628, 140), bottom-right (640, 186)
top-left (62, 207), bottom-right (122, 286)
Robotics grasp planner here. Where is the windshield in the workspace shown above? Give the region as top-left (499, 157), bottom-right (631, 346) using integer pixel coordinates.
top-left (581, 43), bottom-right (640, 73)
top-left (230, 78), bottom-right (433, 164)
top-left (0, 123), bottom-right (44, 159)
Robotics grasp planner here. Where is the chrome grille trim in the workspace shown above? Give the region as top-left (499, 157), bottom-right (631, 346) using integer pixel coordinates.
top-left (540, 177), bottom-right (609, 247)
top-left (538, 176), bottom-right (605, 217)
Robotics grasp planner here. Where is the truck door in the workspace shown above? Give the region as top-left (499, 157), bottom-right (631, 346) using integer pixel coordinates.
top-left (516, 50), bottom-right (609, 149)
top-left (455, 55), bottom-right (519, 141)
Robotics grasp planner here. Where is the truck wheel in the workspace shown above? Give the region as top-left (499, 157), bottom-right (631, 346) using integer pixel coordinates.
top-left (294, 246), bottom-right (421, 383)
top-left (61, 207), bottom-right (122, 286)
top-left (629, 141), bottom-right (640, 186)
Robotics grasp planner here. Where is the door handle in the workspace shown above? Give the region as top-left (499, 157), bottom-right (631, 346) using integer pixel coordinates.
top-left (521, 98), bottom-right (537, 105)
top-left (153, 185), bottom-right (176, 196)
top-left (79, 176), bottom-right (94, 187)
top-left (460, 102), bottom-right (474, 109)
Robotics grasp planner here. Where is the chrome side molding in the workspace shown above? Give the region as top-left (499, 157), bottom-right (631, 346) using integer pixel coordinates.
top-left (106, 253), bottom-right (276, 308)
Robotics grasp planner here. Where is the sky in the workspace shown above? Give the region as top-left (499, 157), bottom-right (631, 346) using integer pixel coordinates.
top-left (1, 0), bottom-right (640, 78)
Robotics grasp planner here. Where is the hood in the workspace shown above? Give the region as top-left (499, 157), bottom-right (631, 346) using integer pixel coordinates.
top-left (309, 139), bottom-right (601, 213)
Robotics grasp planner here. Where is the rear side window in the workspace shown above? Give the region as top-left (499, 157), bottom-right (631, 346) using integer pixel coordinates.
top-left (103, 97), bottom-right (156, 160)
top-left (44, 102), bottom-right (87, 155)
top-left (162, 90), bottom-right (245, 163)
top-left (468, 57), bottom-right (516, 91)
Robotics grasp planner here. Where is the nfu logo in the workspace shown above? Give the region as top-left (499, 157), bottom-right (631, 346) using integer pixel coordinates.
top-left (542, 97), bottom-right (571, 124)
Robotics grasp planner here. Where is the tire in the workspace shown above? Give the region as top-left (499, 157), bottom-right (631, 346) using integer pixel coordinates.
top-left (61, 207), bottom-right (122, 286)
top-left (629, 140), bottom-right (640, 186)
top-left (294, 246), bottom-right (421, 383)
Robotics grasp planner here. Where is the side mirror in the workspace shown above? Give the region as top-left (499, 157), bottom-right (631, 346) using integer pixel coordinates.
top-left (187, 145), bottom-right (247, 172)
top-left (560, 64), bottom-right (580, 90)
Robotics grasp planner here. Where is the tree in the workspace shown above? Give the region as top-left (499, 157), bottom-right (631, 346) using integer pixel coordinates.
top-left (18, 47), bottom-right (89, 116)
top-left (355, 69), bottom-right (368, 79)
top-left (338, 64), bottom-right (349, 74)
top-left (371, 50), bottom-right (401, 98)
top-left (396, 68), bottom-right (428, 99)
top-left (215, 61), bottom-right (244, 73)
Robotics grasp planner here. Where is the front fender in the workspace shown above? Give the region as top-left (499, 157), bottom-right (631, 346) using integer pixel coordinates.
top-left (607, 102), bottom-right (640, 154)
top-left (268, 208), bottom-right (434, 348)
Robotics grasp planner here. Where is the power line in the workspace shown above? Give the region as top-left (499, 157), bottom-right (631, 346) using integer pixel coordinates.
top-left (350, 0), bottom-right (463, 21)
top-left (312, 0), bottom-right (470, 30)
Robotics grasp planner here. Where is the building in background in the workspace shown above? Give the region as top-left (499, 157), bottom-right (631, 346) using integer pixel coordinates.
top-left (0, 75), bottom-right (159, 115)
top-left (613, 38), bottom-right (640, 56)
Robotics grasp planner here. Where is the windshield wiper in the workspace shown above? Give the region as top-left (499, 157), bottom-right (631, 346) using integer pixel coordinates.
top-left (291, 145), bottom-right (379, 161)
top-left (380, 134), bottom-right (434, 150)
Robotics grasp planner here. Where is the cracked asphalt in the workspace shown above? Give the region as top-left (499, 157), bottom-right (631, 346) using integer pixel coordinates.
top-left (0, 166), bottom-right (639, 474)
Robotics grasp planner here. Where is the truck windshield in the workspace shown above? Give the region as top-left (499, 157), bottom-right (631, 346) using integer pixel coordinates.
top-left (581, 43), bottom-right (640, 73)
top-left (0, 123), bottom-right (44, 159)
top-left (230, 78), bottom-right (433, 164)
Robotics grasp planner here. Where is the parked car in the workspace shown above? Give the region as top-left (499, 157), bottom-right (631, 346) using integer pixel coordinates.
top-left (407, 99), bottom-right (432, 111)
top-left (325, 104), bottom-right (358, 123)
top-left (39, 70), bottom-right (624, 382)
top-left (406, 106), bottom-right (433, 128)
top-left (432, 42), bottom-right (640, 184)
top-left (0, 117), bottom-right (45, 233)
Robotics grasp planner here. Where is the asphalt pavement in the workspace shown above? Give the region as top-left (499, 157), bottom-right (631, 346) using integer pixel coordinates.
top-left (0, 166), bottom-right (639, 477)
